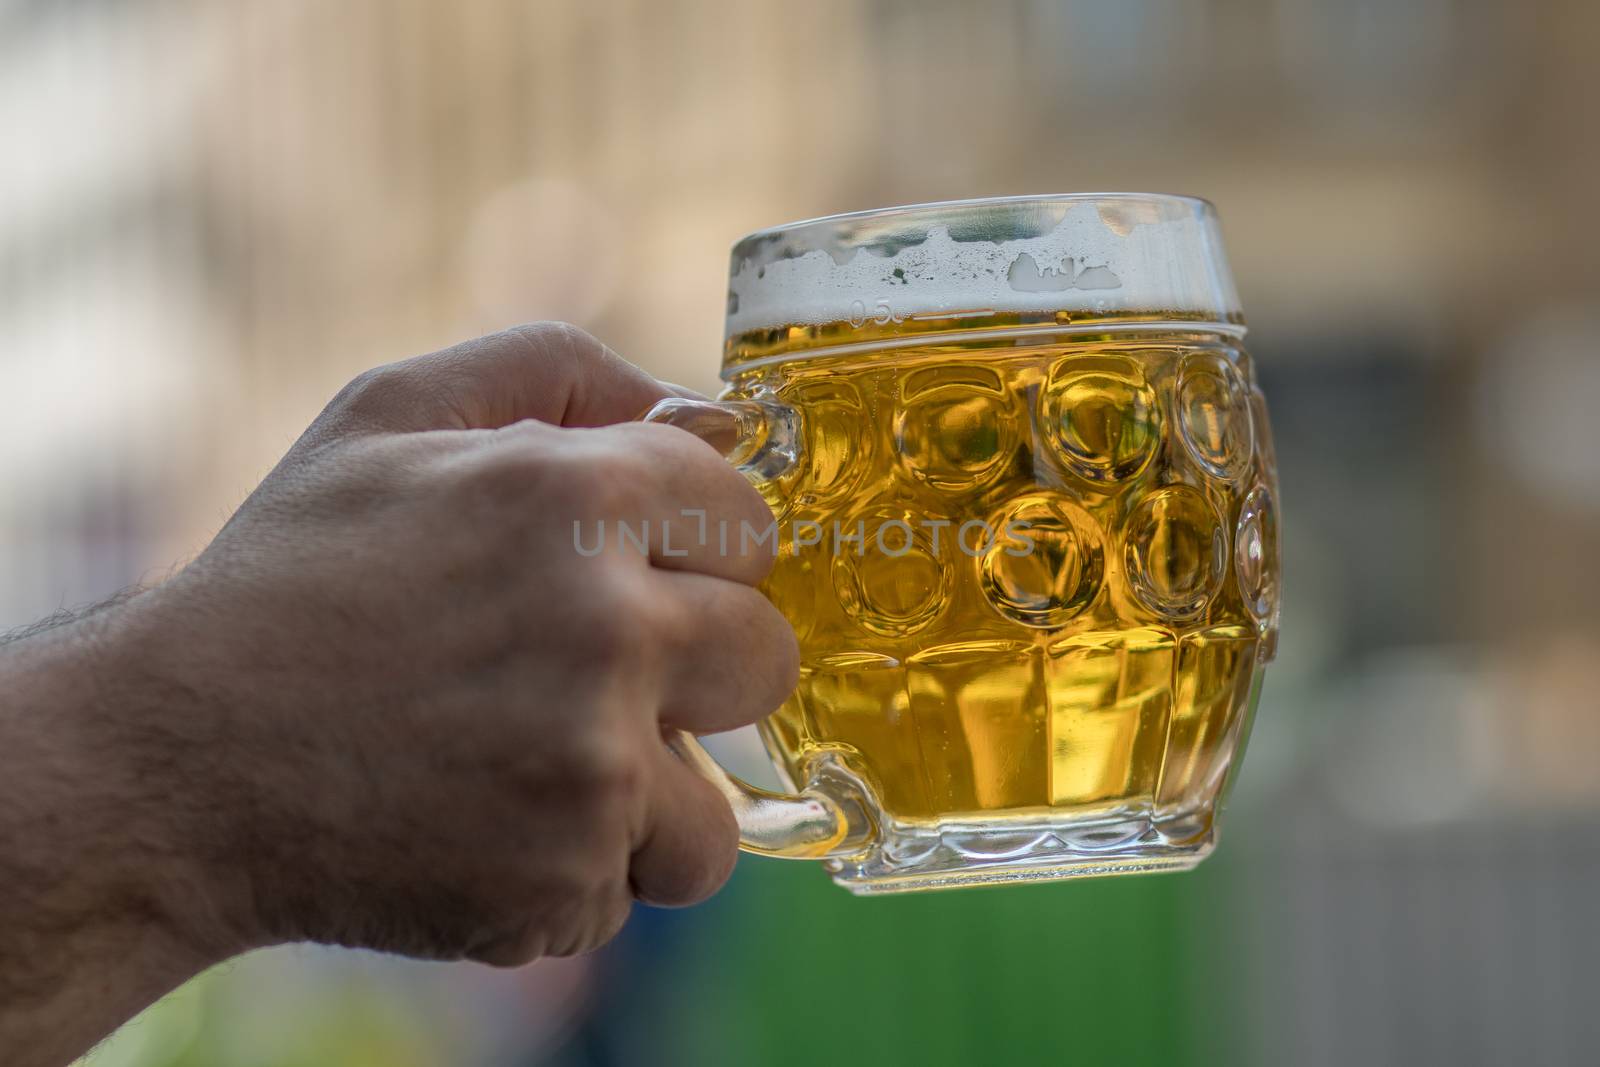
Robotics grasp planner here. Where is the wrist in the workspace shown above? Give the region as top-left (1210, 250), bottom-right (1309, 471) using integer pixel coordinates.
top-left (101, 584), bottom-right (279, 957)
top-left (0, 592), bottom-right (255, 1061)
top-left (0, 590), bottom-right (260, 968)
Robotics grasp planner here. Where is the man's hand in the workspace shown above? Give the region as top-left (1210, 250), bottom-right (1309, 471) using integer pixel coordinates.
top-left (0, 325), bottom-right (797, 1065)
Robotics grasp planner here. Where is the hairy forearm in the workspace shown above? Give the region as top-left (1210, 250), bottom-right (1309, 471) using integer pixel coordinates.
top-left (0, 587), bottom-right (146, 649)
top-left (0, 594), bottom-right (232, 1067)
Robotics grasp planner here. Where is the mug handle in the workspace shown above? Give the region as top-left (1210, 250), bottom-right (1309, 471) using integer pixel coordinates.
top-left (641, 397), bottom-right (873, 859)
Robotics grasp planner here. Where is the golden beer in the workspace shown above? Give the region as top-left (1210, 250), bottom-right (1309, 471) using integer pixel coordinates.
top-left (732, 326), bottom-right (1275, 828)
top-left (653, 195), bottom-right (1279, 891)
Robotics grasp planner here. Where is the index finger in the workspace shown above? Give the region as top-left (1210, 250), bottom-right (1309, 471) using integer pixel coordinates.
top-left (325, 323), bottom-right (704, 436)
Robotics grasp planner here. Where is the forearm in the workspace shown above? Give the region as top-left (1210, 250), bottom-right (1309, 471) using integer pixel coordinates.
top-left (0, 597), bottom-right (234, 1066)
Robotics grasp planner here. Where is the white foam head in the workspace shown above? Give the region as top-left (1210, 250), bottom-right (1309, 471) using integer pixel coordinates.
top-left (725, 194), bottom-right (1242, 339)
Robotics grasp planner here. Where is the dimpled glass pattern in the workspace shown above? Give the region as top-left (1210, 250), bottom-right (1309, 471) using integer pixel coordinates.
top-left (728, 335), bottom-right (1280, 891)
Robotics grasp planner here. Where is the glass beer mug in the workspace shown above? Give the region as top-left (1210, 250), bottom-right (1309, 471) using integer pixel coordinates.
top-left (645, 193), bottom-right (1280, 893)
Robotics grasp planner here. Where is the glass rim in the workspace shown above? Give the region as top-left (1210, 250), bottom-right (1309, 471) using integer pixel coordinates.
top-left (732, 192), bottom-right (1218, 248)
top-left (722, 190), bottom-right (1243, 370)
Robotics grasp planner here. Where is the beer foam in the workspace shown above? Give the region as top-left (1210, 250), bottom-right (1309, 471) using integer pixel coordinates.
top-left (725, 196), bottom-right (1241, 338)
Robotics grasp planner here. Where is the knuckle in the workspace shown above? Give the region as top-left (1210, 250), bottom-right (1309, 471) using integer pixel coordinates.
top-left (505, 440), bottom-right (641, 522)
top-left (594, 887), bottom-right (635, 947)
top-left (441, 439), bottom-right (577, 530)
top-left (569, 456), bottom-right (644, 517)
top-left (559, 729), bottom-right (647, 809)
top-left (571, 581), bottom-right (657, 668)
top-left (460, 439), bottom-right (546, 497)
top-left (624, 418), bottom-right (696, 449)
top-left (630, 420), bottom-right (726, 474)
top-left (430, 448), bottom-right (544, 537)
top-left (548, 883), bottom-right (633, 958)
top-left (451, 436), bottom-right (650, 539)
top-left (332, 362), bottom-right (420, 421)
top-left (466, 920), bottom-right (547, 969)
top-left (507, 321), bottom-right (602, 368)
top-left (594, 886), bottom-right (637, 950)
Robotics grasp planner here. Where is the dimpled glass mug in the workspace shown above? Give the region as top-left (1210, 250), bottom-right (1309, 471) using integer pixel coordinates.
top-left (644, 194), bottom-right (1280, 893)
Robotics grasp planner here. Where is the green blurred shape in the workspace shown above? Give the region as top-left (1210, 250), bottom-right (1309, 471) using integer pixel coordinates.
top-left (80, 957), bottom-right (442, 1067)
top-left (641, 858), bottom-right (1198, 1067)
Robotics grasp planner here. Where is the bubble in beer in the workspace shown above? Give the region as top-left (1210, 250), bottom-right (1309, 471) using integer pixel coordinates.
top-left (1124, 486), bottom-right (1226, 618)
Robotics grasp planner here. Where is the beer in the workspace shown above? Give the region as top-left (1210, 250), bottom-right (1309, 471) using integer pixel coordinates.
top-left (726, 325), bottom-right (1278, 843)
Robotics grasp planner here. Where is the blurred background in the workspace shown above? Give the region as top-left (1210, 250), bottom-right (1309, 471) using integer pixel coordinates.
top-left (4, 1), bottom-right (1598, 1064)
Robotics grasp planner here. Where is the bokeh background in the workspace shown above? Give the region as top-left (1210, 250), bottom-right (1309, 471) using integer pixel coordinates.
top-left (4, 1), bottom-right (1599, 1064)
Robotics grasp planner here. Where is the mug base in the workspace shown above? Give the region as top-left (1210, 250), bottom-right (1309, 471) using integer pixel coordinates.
top-left (823, 812), bottom-right (1216, 895)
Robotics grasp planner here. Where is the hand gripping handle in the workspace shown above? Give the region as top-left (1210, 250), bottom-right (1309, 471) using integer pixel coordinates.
top-left (641, 397), bottom-right (873, 858)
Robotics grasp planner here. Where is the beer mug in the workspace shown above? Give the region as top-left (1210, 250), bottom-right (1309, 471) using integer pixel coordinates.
top-left (645, 194), bottom-right (1279, 893)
